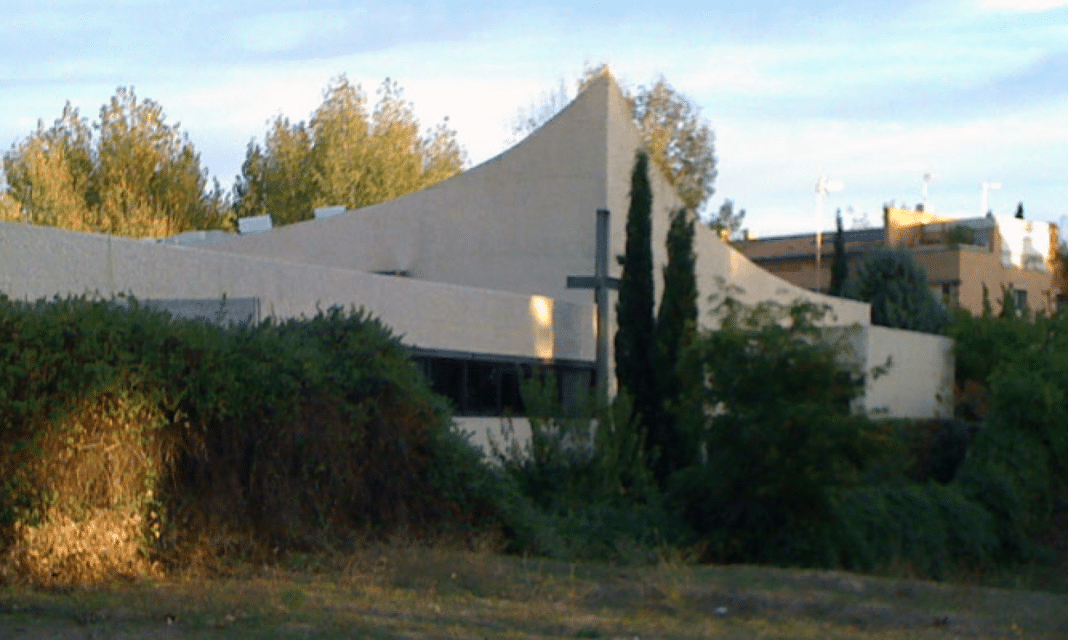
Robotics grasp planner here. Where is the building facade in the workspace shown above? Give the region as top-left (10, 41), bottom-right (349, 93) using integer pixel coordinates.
top-left (738, 207), bottom-right (1061, 315)
top-left (0, 74), bottom-right (955, 443)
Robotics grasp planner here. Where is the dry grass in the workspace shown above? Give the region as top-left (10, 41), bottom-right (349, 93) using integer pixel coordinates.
top-left (1, 542), bottom-right (1066, 639)
top-left (0, 393), bottom-right (167, 590)
top-left (1, 507), bottom-right (158, 589)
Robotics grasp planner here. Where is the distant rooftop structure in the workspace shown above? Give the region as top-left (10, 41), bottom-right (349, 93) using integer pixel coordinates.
top-left (154, 229), bottom-right (234, 246)
top-left (314, 205), bottom-right (346, 220)
top-left (237, 214), bottom-right (273, 235)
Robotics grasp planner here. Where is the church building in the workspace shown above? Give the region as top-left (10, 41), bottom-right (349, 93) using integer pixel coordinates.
top-left (0, 73), bottom-right (954, 446)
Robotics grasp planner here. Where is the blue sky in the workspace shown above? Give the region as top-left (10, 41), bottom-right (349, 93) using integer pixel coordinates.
top-left (2, 0), bottom-right (1067, 236)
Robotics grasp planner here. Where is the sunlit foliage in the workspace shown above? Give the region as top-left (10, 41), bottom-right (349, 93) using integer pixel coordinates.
top-left (233, 76), bottom-right (467, 226)
top-left (2, 89), bottom-right (230, 237)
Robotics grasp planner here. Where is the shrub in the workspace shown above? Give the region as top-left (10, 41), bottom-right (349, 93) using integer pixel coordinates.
top-left (944, 304), bottom-right (1068, 560)
top-left (491, 375), bottom-right (683, 563)
top-left (829, 481), bottom-right (997, 577)
top-left (666, 295), bottom-right (871, 565)
top-left (0, 294), bottom-right (507, 584)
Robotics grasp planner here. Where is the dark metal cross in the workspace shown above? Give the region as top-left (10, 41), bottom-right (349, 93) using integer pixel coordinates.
top-left (567, 208), bottom-right (620, 396)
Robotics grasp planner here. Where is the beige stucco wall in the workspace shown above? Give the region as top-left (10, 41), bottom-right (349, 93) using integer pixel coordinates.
top-left (855, 325), bottom-right (955, 419)
top-left (916, 247), bottom-right (1056, 314)
top-left (200, 74), bottom-right (870, 332)
top-left (0, 221), bottom-right (594, 363)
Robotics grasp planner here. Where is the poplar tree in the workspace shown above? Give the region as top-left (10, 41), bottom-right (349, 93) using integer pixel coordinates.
top-left (654, 206), bottom-right (699, 482)
top-left (2, 89), bottom-right (229, 237)
top-left (233, 76), bottom-right (467, 226)
top-left (615, 151), bottom-right (659, 458)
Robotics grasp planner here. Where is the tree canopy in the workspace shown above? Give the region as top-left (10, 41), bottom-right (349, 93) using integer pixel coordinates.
top-left (845, 247), bottom-right (949, 333)
top-left (709, 198), bottom-right (746, 240)
top-left (632, 76), bottom-right (717, 213)
top-left (2, 88), bottom-right (230, 237)
top-left (233, 76), bottom-right (467, 226)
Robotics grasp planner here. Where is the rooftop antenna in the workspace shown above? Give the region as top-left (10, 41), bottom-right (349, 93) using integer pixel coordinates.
top-left (922, 172), bottom-right (934, 210)
top-left (981, 180), bottom-right (1001, 216)
top-left (815, 175), bottom-right (844, 293)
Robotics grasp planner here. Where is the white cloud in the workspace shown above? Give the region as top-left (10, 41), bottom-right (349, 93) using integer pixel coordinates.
top-left (978, 0), bottom-right (1068, 12)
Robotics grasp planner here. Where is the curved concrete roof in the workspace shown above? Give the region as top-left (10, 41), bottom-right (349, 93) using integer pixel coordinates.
top-left (187, 73), bottom-right (870, 327)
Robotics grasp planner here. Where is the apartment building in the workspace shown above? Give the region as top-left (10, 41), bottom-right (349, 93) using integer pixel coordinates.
top-left (737, 207), bottom-right (1061, 315)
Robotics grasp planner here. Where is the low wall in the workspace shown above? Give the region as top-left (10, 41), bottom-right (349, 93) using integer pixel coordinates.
top-left (858, 325), bottom-right (955, 419)
top-left (454, 416), bottom-right (533, 460)
top-left (0, 221), bottom-right (595, 363)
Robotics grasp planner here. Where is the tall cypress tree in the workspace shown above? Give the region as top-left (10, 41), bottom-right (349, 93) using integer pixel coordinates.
top-left (615, 150), bottom-right (659, 453)
top-left (829, 209), bottom-right (848, 296)
top-left (654, 206), bottom-right (699, 483)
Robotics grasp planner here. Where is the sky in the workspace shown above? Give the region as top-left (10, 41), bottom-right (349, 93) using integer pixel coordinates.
top-left (2, 0), bottom-right (1067, 237)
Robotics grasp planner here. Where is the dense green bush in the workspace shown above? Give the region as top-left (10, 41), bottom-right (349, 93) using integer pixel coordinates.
top-left (0, 294), bottom-right (506, 578)
top-left (829, 481), bottom-right (997, 577)
top-left (665, 295), bottom-right (873, 565)
top-left (944, 299), bottom-right (1068, 561)
top-left (492, 375), bottom-right (684, 563)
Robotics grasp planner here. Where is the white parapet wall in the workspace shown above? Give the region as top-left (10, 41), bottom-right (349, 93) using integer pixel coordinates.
top-left (856, 325), bottom-right (955, 419)
top-left (0, 221), bottom-right (595, 364)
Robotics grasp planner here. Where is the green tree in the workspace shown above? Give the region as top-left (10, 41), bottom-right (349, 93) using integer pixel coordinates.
top-left (653, 207), bottom-right (700, 483)
top-left (829, 209), bottom-right (848, 296)
top-left (615, 151), bottom-right (659, 458)
top-left (233, 76), bottom-right (467, 226)
top-left (2, 88), bottom-right (230, 237)
top-left (845, 247), bottom-right (949, 333)
top-left (512, 65), bottom-right (717, 213)
top-left (709, 198), bottom-right (745, 240)
top-left (668, 294), bottom-right (866, 564)
top-left (633, 76), bottom-right (717, 213)
top-left (1, 105), bottom-right (90, 230)
top-left (234, 116), bottom-right (315, 226)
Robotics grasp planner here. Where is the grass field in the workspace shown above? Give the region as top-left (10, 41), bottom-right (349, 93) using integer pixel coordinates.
top-left (1, 544), bottom-right (1066, 639)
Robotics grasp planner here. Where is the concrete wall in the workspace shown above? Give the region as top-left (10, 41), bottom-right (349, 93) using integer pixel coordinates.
top-left (856, 325), bottom-right (955, 419)
top-left (454, 416), bottom-right (533, 459)
top-left (0, 221), bottom-right (595, 363)
top-left (199, 74), bottom-right (871, 332)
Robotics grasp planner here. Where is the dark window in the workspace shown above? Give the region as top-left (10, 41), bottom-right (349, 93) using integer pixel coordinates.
top-left (465, 360), bottom-right (500, 415)
top-left (940, 282), bottom-right (960, 307)
top-left (1013, 288), bottom-right (1028, 312)
top-left (420, 357), bottom-right (464, 409)
top-left (412, 351), bottom-right (593, 417)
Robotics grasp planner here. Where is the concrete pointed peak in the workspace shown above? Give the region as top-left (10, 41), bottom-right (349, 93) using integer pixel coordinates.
top-left (568, 65), bottom-right (628, 115)
top-left (581, 64), bottom-right (616, 88)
